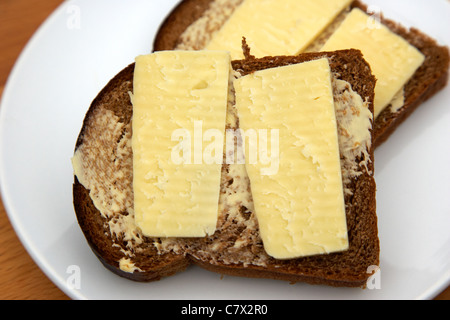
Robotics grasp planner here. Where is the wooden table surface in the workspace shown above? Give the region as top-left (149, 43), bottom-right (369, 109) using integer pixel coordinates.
top-left (0, 0), bottom-right (449, 301)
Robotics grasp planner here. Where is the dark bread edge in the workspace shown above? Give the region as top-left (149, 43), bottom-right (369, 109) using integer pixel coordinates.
top-left (153, 0), bottom-right (450, 148)
top-left (153, 0), bottom-right (213, 52)
top-left (193, 259), bottom-right (366, 288)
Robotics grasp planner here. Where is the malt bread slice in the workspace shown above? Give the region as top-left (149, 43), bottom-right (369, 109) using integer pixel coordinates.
top-left (73, 48), bottom-right (378, 287)
top-left (153, 0), bottom-right (449, 147)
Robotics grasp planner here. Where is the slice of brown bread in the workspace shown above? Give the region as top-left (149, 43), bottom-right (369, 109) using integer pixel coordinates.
top-left (153, 0), bottom-right (449, 148)
top-left (72, 48), bottom-right (379, 288)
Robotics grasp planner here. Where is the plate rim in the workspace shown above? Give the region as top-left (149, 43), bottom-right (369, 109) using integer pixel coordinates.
top-left (0, 0), bottom-right (448, 300)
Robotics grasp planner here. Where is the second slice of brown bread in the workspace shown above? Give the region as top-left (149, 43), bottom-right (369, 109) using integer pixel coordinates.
top-left (153, 0), bottom-right (449, 148)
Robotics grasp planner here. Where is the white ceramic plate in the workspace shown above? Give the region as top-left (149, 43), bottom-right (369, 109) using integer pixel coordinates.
top-left (0, 0), bottom-right (449, 300)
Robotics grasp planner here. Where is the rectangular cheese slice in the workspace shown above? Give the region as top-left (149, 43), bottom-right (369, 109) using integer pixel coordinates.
top-left (321, 8), bottom-right (425, 118)
top-left (233, 58), bottom-right (348, 259)
top-left (132, 51), bottom-right (230, 237)
top-left (206, 0), bottom-right (353, 59)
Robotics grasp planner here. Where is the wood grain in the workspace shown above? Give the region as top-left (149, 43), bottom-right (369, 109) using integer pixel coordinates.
top-left (0, 0), bottom-right (70, 300)
top-left (0, 0), bottom-right (448, 300)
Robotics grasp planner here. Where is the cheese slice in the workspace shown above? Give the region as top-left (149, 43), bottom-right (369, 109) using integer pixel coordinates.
top-left (132, 51), bottom-right (230, 237)
top-left (234, 58), bottom-right (348, 259)
top-left (321, 8), bottom-right (425, 118)
top-left (206, 0), bottom-right (353, 59)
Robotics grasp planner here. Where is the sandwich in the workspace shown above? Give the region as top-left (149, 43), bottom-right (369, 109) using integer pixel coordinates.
top-left (154, 0), bottom-right (449, 147)
top-left (72, 45), bottom-right (379, 288)
top-left (71, 0), bottom-right (448, 289)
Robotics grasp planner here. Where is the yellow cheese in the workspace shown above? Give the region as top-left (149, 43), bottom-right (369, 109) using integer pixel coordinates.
top-left (206, 0), bottom-right (354, 59)
top-left (132, 51), bottom-right (230, 237)
top-left (233, 58), bottom-right (348, 259)
top-left (321, 8), bottom-right (425, 118)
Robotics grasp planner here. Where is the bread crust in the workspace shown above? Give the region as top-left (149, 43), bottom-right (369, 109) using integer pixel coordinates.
top-left (153, 0), bottom-right (449, 147)
top-left (73, 48), bottom-right (379, 287)
top-left (153, 0), bottom-right (213, 51)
